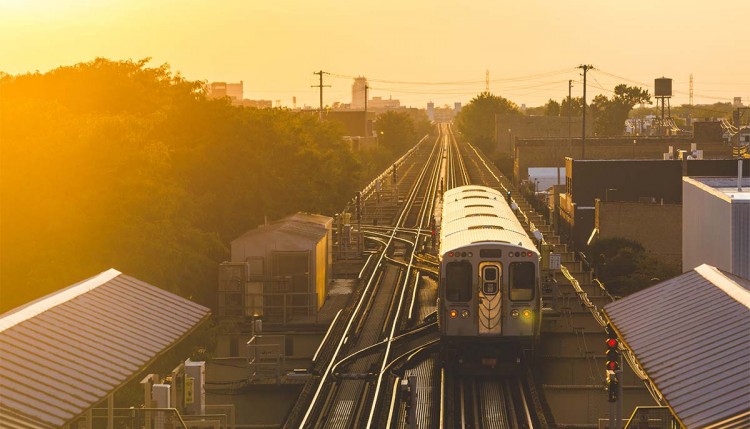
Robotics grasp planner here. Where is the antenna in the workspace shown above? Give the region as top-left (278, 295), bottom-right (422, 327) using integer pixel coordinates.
top-left (689, 74), bottom-right (694, 105)
top-left (485, 69), bottom-right (490, 92)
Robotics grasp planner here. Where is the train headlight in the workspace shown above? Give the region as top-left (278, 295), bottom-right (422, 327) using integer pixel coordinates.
top-left (511, 309), bottom-right (520, 318)
top-left (522, 309), bottom-right (532, 319)
top-left (461, 309), bottom-right (470, 318)
top-left (449, 309), bottom-right (458, 318)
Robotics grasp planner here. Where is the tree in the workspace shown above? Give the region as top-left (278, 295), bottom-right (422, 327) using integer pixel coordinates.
top-left (586, 237), bottom-right (679, 296)
top-left (591, 85), bottom-right (651, 136)
top-left (0, 58), bottom-right (360, 312)
top-left (375, 110), bottom-right (418, 154)
top-left (544, 99), bottom-right (561, 116)
top-left (561, 96), bottom-right (583, 117)
top-left (455, 92), bottom-right (521, 153)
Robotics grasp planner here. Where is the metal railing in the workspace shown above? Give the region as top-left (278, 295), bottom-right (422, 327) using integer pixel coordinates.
top-left (247, 335), bottom-right (285, 383)
top-left (622, 406), bottom-right (680, 429)
top-left (85, 407), bottom-right (232, 429)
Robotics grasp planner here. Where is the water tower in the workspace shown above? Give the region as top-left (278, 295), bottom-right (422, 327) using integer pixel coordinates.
top-left (655, 77), bottom-right (672, 135)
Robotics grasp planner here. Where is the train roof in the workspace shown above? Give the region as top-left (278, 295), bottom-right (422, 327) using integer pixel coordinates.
top-left (440, 185), bottom-right (537, 254)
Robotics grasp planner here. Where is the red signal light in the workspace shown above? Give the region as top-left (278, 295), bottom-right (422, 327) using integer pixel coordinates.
top-left (605, 324), bottom-right (621, 379)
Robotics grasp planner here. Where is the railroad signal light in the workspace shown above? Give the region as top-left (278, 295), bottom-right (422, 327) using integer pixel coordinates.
top-left (606, 359), bottom-right (619, 371)
top-left (605, 324), bottom-right (621, 383)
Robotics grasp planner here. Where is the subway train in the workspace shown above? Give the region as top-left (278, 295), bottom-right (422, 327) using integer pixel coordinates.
top-left (437, 185), bottom-right (542, 373)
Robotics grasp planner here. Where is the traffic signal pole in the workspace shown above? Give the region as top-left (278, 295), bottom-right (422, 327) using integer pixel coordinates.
top-left (605, 324), bottom-right (622, 428)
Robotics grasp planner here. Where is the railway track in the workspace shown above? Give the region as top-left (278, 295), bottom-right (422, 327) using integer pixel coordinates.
top-left (287, 123), bottom-right (548, 428)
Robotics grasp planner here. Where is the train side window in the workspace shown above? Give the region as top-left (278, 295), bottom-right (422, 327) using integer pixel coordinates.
top-left (509, 262), bottom-right (535, 301)
top-left (482, 265), bottom-right (500, 295)
top-left (446, 261), bottom-right (472, 302)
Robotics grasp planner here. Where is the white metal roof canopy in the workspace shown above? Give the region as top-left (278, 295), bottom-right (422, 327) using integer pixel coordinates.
top-left (0, 269), bottom-right (211, 428)
top-left (603, 264), bottom-right (750, 428)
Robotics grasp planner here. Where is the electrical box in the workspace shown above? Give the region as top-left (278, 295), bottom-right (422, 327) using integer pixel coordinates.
top-left (152, 384), bottom-right (170, 408)
top-left (184, 360), bottom-right (205, 415)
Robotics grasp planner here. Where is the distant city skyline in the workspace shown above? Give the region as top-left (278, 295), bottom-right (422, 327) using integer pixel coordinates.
top-left (2, 0), bottom-right (749, 109)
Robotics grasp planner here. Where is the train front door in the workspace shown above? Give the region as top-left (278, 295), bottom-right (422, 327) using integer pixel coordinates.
top-left (478, 262), bottom-right (502, 335)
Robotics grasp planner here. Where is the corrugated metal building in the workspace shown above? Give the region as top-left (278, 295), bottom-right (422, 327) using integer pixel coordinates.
top-left (0, 269), bottom-right (211, 428)
top-left (603, 264), bottom-right (750, 428)
top-left (683, 177), bottom-right (750, 279)
top-left (229, 213), bottom-right (332, 312)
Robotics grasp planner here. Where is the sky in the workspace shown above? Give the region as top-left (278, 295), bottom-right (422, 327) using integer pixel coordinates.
top-left (2, 0), bottom-right (749, 109)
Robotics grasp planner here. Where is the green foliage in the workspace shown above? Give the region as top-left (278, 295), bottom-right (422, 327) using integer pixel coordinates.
top-left (375, 110), bottom-right (417, 154)
top-left (590, 84), bottom-right (651, 136)
top-left (587, 237), bottom-right (680, 296)
top-left (0, 58), bottom-right (359, 312)
top-left (561, 96), bottom-right (584, 117)
top-left (544, 99), bottom-right (561, 116)
top-left (455, 92), bottom-right (521, 154)
top-left (364, 109), bottom-right (431, 181)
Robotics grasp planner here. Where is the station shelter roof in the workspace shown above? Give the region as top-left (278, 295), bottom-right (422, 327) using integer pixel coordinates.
top-left (603, 264), bottom-right (750, 429)
top-left (0, 269), bottom-right (211, 428)
top-left (232, 212), bottom-right (332, 244)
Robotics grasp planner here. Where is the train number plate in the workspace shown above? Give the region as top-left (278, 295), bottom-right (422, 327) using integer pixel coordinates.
top-left (481, 358), bottom-right (497, 368)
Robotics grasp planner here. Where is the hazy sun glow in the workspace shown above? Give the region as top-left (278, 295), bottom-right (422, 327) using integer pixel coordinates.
top-left (2, 0), bottom-right (749, 108)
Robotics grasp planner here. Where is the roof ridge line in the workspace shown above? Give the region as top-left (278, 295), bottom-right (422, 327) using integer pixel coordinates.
top-left (694, 264), bottom-right (750, 309)
top-left (0, 269), bottom-right (121, 332)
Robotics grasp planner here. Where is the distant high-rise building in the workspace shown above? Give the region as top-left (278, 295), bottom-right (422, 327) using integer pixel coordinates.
top-left (427, 102), bottom-right (435, 121)
top-left (369, 96), bottom-right (400, 110)
top-left (733, 97), bottom-right (744, 108)
top-left (226, 81), bottom-right (243, 101)
top-left (352, 77), bottom-right (368, 110)
top-left (210, 82), bottom-right (227, 98)
top-left (454, 102), bottom-right (462, 113)
top-left (209, 81), bottom-right (244, 101)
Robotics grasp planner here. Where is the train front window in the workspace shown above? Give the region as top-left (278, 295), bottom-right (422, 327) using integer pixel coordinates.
top-left (509, 262), bottom-right (535, 301)
top-left (446, 261), bottom-right (472, 301)
top-left (482, 265), bottom-right (500, 295)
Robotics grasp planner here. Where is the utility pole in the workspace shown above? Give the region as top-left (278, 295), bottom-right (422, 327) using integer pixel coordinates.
top-left (364, 84), bottom-right (369, 137)
top-left (568, 80), bottom-right (573, 145)
top-left (578, 65), bottom-right (594, 159)
top-left (735, 107), bottom-right (749, 191)
top-left (312, 70), bottom-right (330, 121)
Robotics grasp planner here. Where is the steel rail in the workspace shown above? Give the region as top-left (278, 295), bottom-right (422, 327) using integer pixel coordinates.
top-left (298, 166), bottom-right (424, 428)
top-left (312, 309), bottom-right (342, 364)
top-left (364, 129), bottom-right (444, 428)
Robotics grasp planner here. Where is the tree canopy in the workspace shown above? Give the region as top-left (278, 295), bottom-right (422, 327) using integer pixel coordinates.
top-left (590, 84), bottom-right (651, 136)
top-left (455, 92), bottom-right (521, 153)
top-left (0, 58), bottom-right (363, 311)
top-left (586, 237), bottom-right (679, 296)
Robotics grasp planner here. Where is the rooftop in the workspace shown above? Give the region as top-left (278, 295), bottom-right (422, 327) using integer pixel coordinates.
top-left (0, 269), bottom-right (211, 428)
top-left (603, 264), bottom-right (750, 428)
top-left (683, 176), bottom-right (750, 201)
